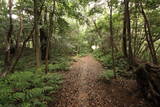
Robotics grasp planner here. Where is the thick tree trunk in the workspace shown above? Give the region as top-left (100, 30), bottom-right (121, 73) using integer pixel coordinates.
top-left (34, 0), bottom-right (41, 69)
top-left (40, 28), bottom-right (47, 60)
top-left (40, 7), bottom-right (49, 61)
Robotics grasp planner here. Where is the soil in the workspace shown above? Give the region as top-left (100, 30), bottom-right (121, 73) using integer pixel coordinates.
top-left (50, 55), bottom-right (152, 107)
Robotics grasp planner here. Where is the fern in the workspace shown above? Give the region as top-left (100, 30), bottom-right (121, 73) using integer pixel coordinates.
top-left (20, 102), bottom-right (31, 107)
top-left (0, 71), bottom-right (62, 106)
top-left (12, 92), bottom-right (25, 102)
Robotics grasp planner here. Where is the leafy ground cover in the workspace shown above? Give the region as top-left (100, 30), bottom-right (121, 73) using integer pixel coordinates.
top-left (0, 71), bottom-right (63, 107)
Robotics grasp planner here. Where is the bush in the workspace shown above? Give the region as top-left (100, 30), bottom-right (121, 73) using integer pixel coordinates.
top-left (101, 70), bottom-right (114, 80)
top-left (48, 62), bottom-right (70, 71)
top-left (15, 55), bottom-right (71, 73)
top-left (0, 71), bottom-right (63, 107)
top-left (93, 49), bottom-right (113, 68)
top-left (48, 56), bottom-right (71, 72)
top-left (92, 49), bottom-right (104, 59)
top-left (93, 49), bottom-right (127, 70)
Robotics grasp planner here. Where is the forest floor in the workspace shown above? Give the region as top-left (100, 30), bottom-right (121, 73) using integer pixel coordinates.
top-left (50, 55), bottom-right (151, 107)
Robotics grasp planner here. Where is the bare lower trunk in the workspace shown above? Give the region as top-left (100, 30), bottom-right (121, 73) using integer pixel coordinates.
top-left (1, 27), bottom-right (35, 77)
top-left (34, 0), bottom-right (41, 69)
top-left (45, 38), bottom-right (49, 74)
top-left (4, 0), bottom-right (13, 72)
top-left (124, 0), bottom-right (134, 65)
top-left (109, 2), bottom-right (116, 78)
top-left (45, 1), bottom-right (55, 73)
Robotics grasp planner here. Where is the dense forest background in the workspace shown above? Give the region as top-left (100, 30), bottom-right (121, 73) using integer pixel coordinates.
top-left (0, 0), bottom-right (160, 106)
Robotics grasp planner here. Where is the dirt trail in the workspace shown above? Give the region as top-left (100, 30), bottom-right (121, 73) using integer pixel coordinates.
top-left (51, 55), bottom-right (151, 107)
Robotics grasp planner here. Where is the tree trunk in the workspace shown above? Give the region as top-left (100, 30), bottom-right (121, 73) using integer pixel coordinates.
top-left (122, 0), bottom-right (128, 58)
top-left (124, 0), bottom-right (134, 65)
top-left (133, 1), bottom-right (138, 57)
top-left (109, 1), bottom-right (116, 78)
top-left (40, 7), bottom-right (49, 61)
top-left (4, 0), bottom-right (13, 72)
top-left (34, 0), bottom-right (41, 70)
top-left (16, 11), bottom-right (23, 51)
top-left (40, 28), bottom-right (47, 60)
top-left (45, 1), bottom-right (55, 73)
top-left (139, 2), bottom-right (158, 64)
top-left (8, 28), bottom-right (35, 74)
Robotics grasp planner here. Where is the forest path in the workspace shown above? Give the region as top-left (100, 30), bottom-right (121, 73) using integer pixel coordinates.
top-left (53, 55), bottom-right (111, 107)
top-left (51, 55), bottom-right (150, 107)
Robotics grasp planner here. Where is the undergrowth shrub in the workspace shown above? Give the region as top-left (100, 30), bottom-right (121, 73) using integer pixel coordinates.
top-left (48, 56), bottom-right (71, 72)
top-left (48, 62), bottom-right (70, 71)
top-left (0, 61), bottom-right (3, 72)
top-left (76, 53), bottom-right (88, 57)
top-left (101, 70), bottom-right (114, 81)
top-left (0, 71), bottom-right (63, 107)
top-left (15, 55), bottom-right (71, 72)
top-left (93, 49), bottom-right (127, 70)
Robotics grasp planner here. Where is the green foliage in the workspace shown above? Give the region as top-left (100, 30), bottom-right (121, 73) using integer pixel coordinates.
top-left (13, 48), bottom-right (71, 72)
top-left (88, 7), bottom-right (103, 16)
top-left (93, 49), bottom-right (112, 67)
top-left (0, 60), bottom-right (3, 72)
top-left (0, 71), bottom-right (62, 107)
top-left (101, 70), bottom-right (114, 80)
top-left (93, 49), bottom-right (127, 70)
top-left (76, 53), bottom-right (88, 57)
top-left (48, 62), bottom-right (70, 71)
top-left (48, 56), bottom-right (71, 72)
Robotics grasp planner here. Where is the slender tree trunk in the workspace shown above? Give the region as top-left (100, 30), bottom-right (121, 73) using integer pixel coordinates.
top-left (34, 0), bottom-right (41, 70)
top-left (122, 0), bottom-right (128, 58)
top-left (4, 0), bottom-right (13, 72)
top-left (93, 20), bottom-right (102, 38)
top-left (133, 1), bottom-right (138, 57)
top-left (45, 35), bottom-right (49, 74)
top-left (8, 28), bottom-right (35, 74)
top-left (1, 1), bottom-right (44, 77)
top-left (124, 0), bottom-right (134, 65)
top-left (139, 2), bottom-right (158, 64)
top-left (45, 1), bottom-right (55, 73)
top-left (109, 1), bottom-right (116, 78)
top-left (16, 11), bottom-right (23, 52)
top-left (40, 7), bottom-right (47, 60)
top-left (3, 3), bottom-right (44, 76)
top-left (92, 19), bottom-right (104, 51)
